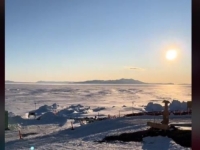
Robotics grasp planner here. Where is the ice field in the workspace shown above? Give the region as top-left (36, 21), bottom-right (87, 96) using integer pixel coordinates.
top-left (5, 84), bottom-right (191, 150)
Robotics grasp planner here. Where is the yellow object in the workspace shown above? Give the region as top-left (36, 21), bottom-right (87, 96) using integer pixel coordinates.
top-left (146, 100), bottom-right (170, 130)
top-left (162, 100), bottom-right (170, 125)
top-left (147, 122), bottom-right (169, 130)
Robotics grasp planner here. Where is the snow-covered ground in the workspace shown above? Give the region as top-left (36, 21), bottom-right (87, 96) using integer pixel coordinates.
top-left (5, 84), bottom-right (191, 150)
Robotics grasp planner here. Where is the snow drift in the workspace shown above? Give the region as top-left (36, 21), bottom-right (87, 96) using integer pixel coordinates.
top-left (144, 100), bottom-right (189, 112)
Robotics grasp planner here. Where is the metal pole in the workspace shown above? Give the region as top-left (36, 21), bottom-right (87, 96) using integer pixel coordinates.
top-left (98, 107), bottom-right (99, 119)
top-left (152, 108), bottom-right (155, 123)
top-left (132, 101), bottom-right (133, 114)
top-left (34, 102), bottom-right (37, 119)
top-left (132, 102), bottom-right (134, 114)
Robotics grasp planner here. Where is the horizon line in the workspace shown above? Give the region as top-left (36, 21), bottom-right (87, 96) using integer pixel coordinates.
top-left (5, 79), bottom-right (191, 85)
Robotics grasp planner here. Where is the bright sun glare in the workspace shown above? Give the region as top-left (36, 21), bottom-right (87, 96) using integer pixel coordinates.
top-left (166, 49), bottom-right (177, 60)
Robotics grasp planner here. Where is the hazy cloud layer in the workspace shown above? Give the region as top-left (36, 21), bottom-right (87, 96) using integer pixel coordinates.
top-left (124, 66), bottom-right (145, 71)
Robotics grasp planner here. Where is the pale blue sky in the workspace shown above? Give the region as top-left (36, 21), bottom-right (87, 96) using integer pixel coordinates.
top-left (5, 0), bottom-right (191, 83)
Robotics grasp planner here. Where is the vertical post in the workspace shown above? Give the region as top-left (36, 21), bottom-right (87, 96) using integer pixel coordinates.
top-left (180, 105), bottom-right (182, 115)
top-left (119, 110), bottom-right (120, 117)
top-left (162, 100), bottom-right (170, 125)
top-left (98, 107), bottom-right (99, 119)
top-left (132, 101), bottom-right (133, 114)
top-left (18, 130), bottom-right (22, 139)
top-left (35, 102), bottom-right (36, 111)
top-left (71, 121), bottom-right (74, 130)
top-left (152, 108), bottom-right (155, 123)
top-left (35, 102), bottom-right (37, 119)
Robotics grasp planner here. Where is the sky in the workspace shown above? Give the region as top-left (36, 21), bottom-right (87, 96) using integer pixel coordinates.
top-left (5, 0), bottom-right (191, 84)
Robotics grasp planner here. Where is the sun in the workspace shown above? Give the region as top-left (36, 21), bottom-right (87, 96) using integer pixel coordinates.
top-left (166, 49), bottom-right (177, 60)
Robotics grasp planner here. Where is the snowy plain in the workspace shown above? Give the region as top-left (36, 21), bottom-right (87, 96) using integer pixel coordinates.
top-left (5, 84), bottom-right (191, 150)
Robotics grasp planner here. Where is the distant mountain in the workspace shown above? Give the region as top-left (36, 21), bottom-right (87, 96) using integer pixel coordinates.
top-left (5, 80), bottom-right (34, 84)
top-left (5, 80), bottom-right (14, 83)
top-left (6, 79), bottom-right (175, 85)
top-left (76, 79), bottom-right (175, 84)
top-left (151, 83), bottom-right (174, 85)
top-left (36, 81), bottom-right (71, 84)
top-left (36, 79), bottom-right (145, 84)
top-left (76, 78), bottom-right (145, 84)
top-left (178, 83), bottom-right (191, 85)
